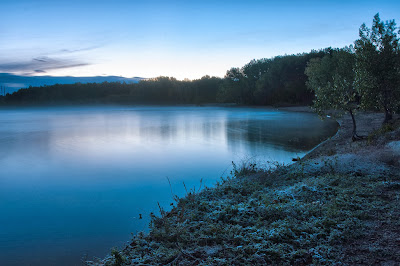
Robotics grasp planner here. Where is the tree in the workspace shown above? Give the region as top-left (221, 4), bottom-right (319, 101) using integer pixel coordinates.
top-left (216, 67), bottom-right (247, 104)
top-left (305, 47), bottom-right (362, 140)
top-left (354, 13), bottom-right (400, 123)
top-left (255, 55), bottom-right (306, 105)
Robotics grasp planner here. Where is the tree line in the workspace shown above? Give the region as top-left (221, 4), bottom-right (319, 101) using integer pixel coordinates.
top-left (0, 49), bottom-right (329, 106)
top-left (0, 76), bottom-right (222, 105)
top-left (216, 49), bottom-right (331, 105)
top-left (0, 51), bottom-right (328, 106)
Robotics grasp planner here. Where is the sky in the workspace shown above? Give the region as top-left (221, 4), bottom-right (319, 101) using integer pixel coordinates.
top-left (0, 0), bottom-right (399, 80)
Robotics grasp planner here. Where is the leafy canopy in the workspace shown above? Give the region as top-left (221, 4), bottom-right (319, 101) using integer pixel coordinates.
top-left (354, 13), bottom-right (400, 116)
top-left (305, 47), bottom-right (357, 117)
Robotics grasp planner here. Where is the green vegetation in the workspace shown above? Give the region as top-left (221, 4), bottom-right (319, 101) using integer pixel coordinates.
top-left (216, 51), bottom-right (328, 105)
top-left (355, 14), bottom-right (400, 123)
top-left (306, 13), bottom-right (400, 128)
top-left (367, 118), bottom-right (400, 144)
top-left (2, 76), bottom-right (222, 105)
top-left (110, 248), bottom-right (126, 266)
top-left (2, 52), bottom-right (326, 106)
top-left (305, 47), bottom-right (361, 139)
top-left (231, 160), bottom-right (260, 177)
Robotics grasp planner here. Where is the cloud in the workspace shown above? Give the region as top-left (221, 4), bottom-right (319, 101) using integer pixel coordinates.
top-left (33, 57), bottom-right (48, 62)
top-left (59, 45), bottom-right (101, 54)
top-left (0, 56), bottom-right (90, 75)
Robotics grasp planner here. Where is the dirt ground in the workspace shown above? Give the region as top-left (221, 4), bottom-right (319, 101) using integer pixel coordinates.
top-left (302, 111), bottom-right (400, 265)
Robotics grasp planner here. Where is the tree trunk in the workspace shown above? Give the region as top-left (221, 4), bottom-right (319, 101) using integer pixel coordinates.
top-left (384, 107), bottom-right (393, 124)
top-left (349, 109), bottom-right (363, 141)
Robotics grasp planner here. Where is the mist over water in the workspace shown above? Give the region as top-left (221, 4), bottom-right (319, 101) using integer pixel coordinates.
top-left (0, 106), bottom-right (337, 265)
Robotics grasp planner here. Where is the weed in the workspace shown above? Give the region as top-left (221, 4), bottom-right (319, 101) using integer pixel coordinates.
top-left (368, 123), bottom-right (396, 144)
top-left (110, 248), bottom-right (125, 266)
top-left (231, 160), bottom-right (258, 177)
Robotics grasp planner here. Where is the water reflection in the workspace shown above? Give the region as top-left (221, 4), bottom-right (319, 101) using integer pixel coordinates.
top-left (226, 114), bottom-right (338, 152)
top-left (0, 106), bottom-right (337, 265)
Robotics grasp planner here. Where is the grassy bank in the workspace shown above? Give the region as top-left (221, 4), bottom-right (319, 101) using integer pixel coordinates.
top-left (90, 112), bottom-right (400, 265)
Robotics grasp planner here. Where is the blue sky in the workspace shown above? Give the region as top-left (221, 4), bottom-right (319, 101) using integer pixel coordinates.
top-left (0, 0), bottom-right (399, 79)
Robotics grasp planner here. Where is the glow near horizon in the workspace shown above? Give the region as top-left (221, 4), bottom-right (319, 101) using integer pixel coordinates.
top-left (0, 0), bottom-right (399, 80)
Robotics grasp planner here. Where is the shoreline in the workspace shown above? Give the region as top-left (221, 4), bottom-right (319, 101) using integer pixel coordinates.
top-left (90, 111), bottom-right (400, 265)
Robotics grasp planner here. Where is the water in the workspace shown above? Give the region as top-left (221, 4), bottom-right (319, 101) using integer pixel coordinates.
top-left (0, 106), bottom-right (337, 265)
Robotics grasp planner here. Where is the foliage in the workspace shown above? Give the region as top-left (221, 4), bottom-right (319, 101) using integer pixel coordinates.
top-left (367, 122), bottom-right (397, 144)
top-left (217, 50), bottom-right (329, 106)
top-left (354, 13), bottom-right (400, 122)
top-left (216, 59), bottom-right (271, 105)
top-left (3, 76), bottom-right (222, 105)
top-left (305, 47), bottom-right (357, 117)
top-left (254, 54), bottom-right (313, 105)
top-left (109, 248), bottom-right (126, 266)
top-left (4, 50), bottom-right (334, 107)
top-left (231, 160), bottom-right (259, 177)
top-left (305, 47), bottom-right (362, 139)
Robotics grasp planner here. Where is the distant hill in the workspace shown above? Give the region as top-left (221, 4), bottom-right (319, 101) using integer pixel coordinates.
top-left (0, 73), bottom-right (143, 95)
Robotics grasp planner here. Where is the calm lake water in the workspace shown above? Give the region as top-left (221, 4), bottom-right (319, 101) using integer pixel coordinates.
top-left (0, 106), bottom-right (337, 265)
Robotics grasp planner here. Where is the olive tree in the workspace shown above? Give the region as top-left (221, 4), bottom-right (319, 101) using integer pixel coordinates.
top-left (354, 13), bottom-right (400, 123)
top-left (305, 47), bottom-right (362, 140)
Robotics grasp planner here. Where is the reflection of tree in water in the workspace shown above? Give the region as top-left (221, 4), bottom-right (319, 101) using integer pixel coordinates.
top-left (225, 117), bottom-right (338, 152)
top-left (0, 123), bottom-right (52, 160)
top-left (137, 113), bottom-right (226, 144)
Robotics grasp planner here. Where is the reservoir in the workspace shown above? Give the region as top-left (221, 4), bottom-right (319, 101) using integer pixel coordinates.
top-left (0, 106), bottom-right (337, 265)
